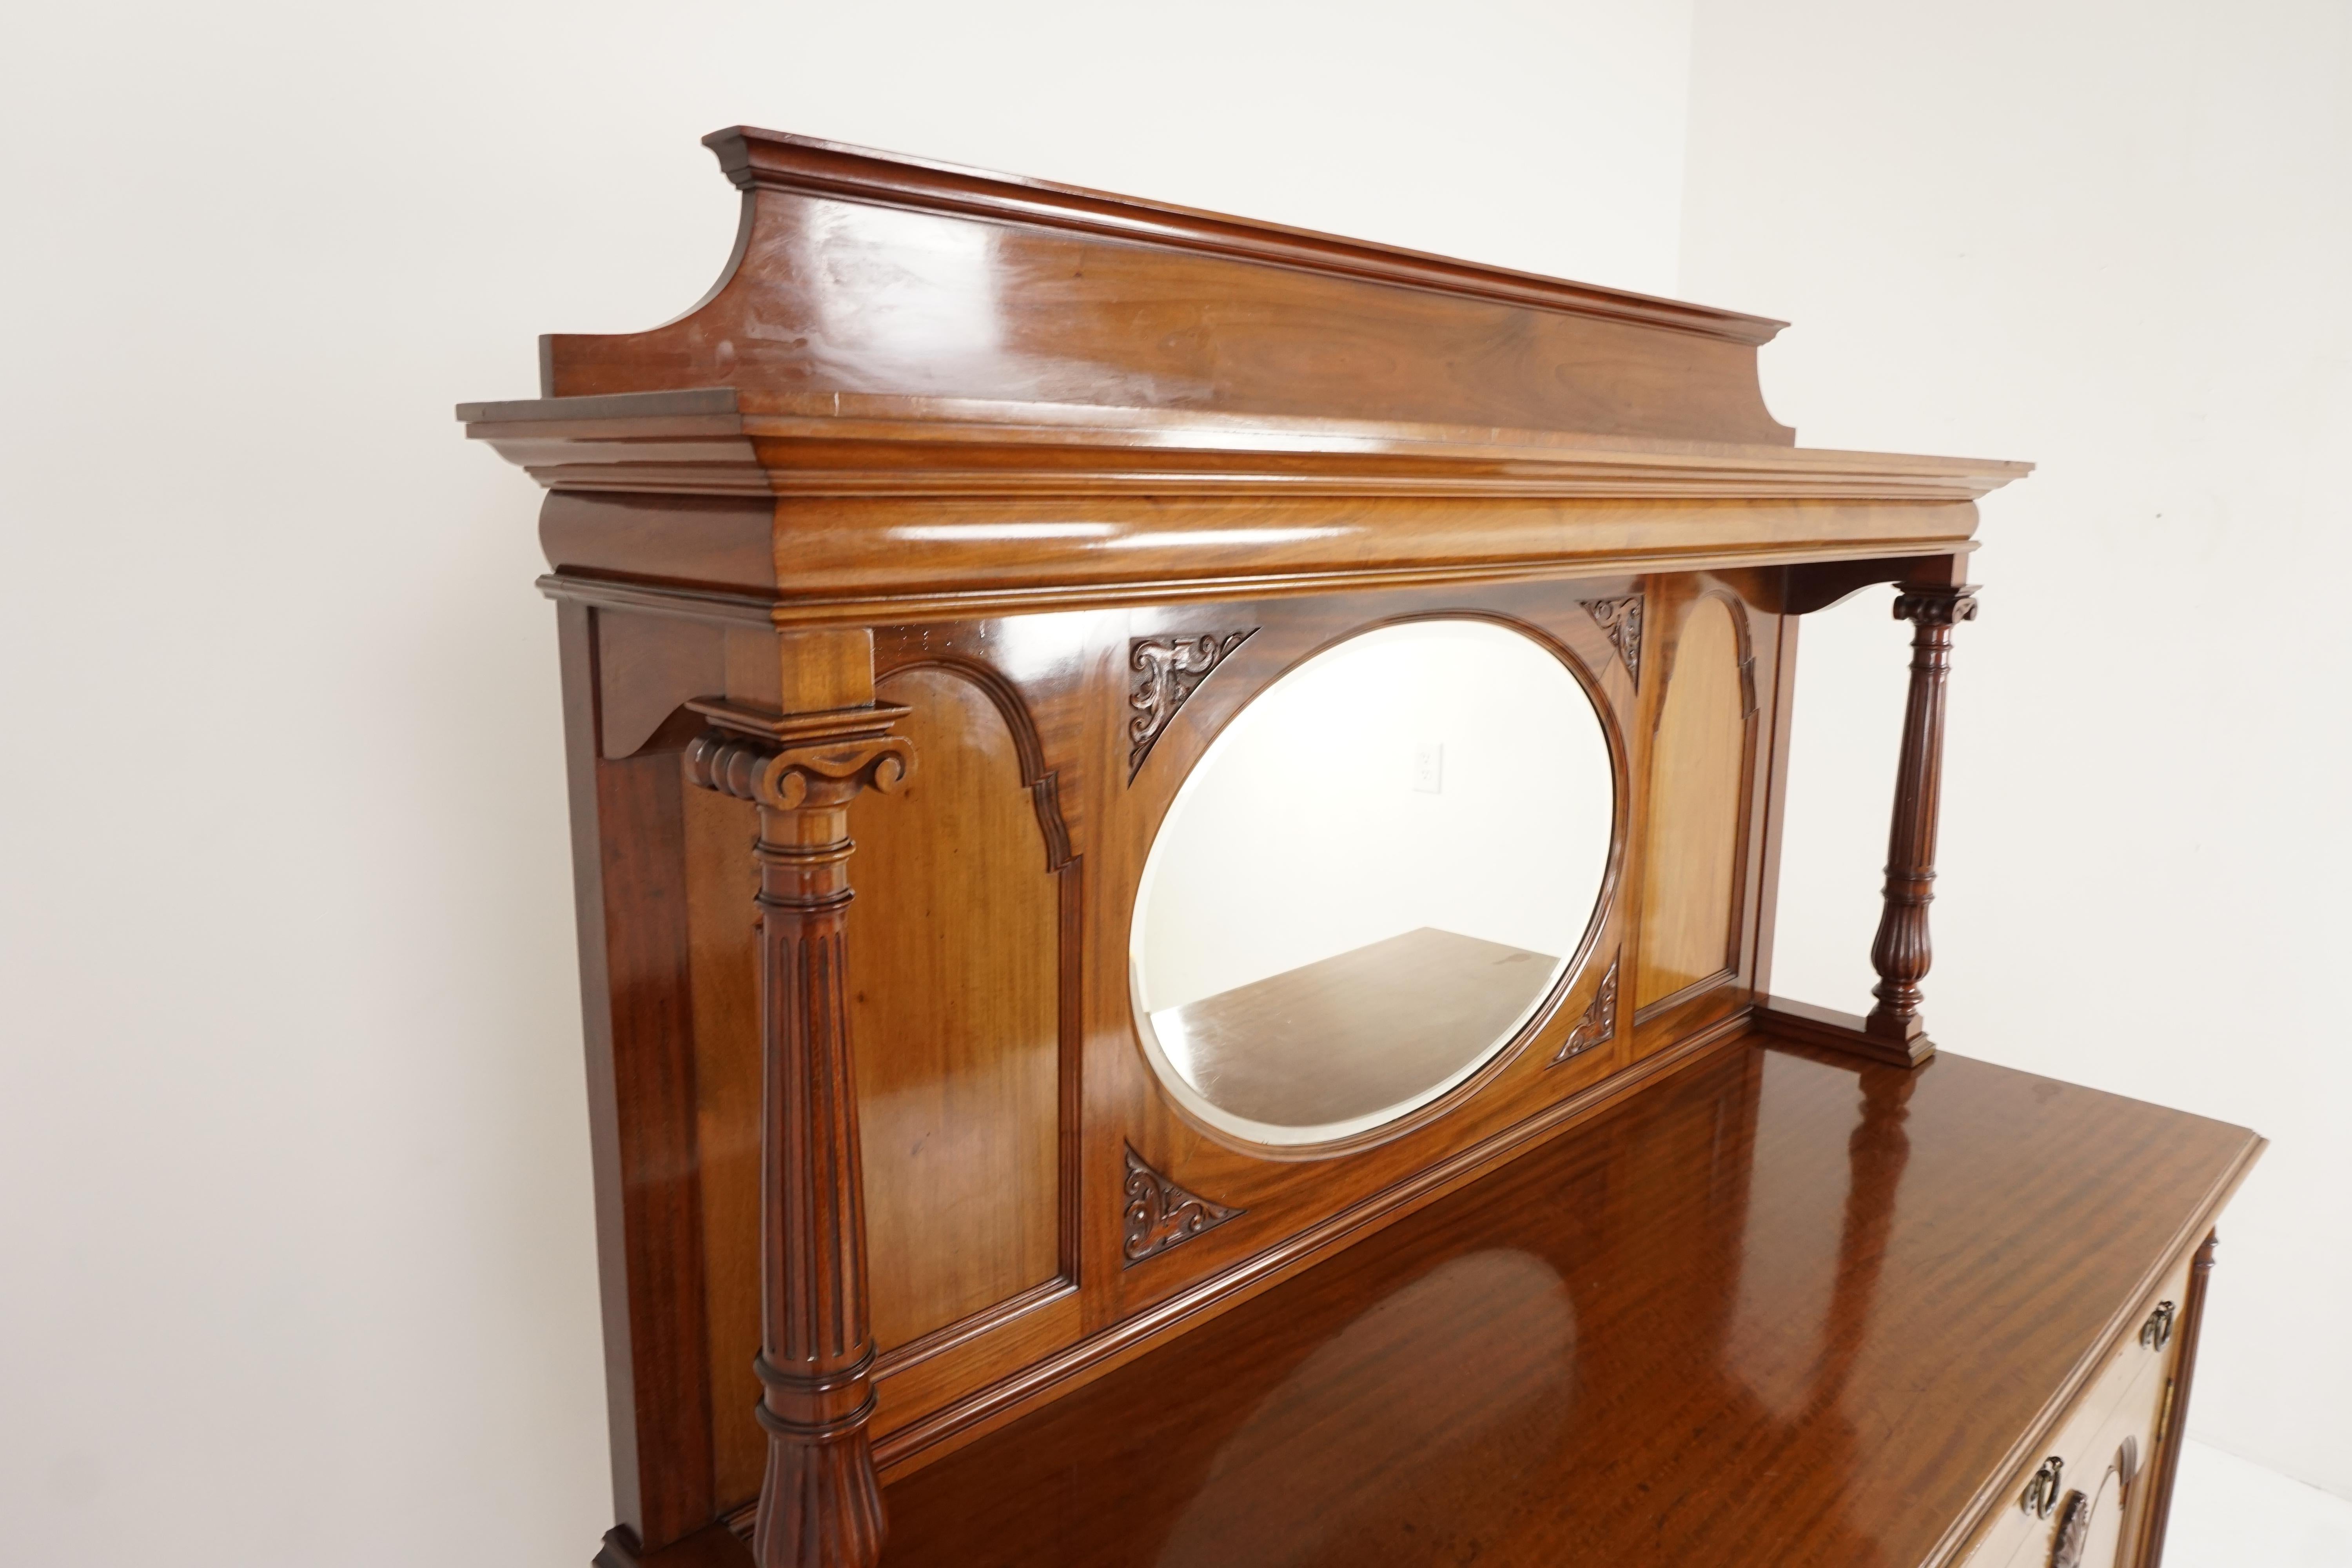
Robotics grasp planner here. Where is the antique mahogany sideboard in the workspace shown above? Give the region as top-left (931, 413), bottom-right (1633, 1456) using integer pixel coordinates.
top-left (462, 128), bottom-right (2263, 1568)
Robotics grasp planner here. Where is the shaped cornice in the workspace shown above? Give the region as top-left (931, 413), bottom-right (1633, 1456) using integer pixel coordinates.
top-left (468, 129), bottom-right (2033, 626)
top-left (519, 126), bottom-right (1804, 443)
top-left (461, 388), bottom-right (2031, 504)
top-left (697, 127), bottom-right (1787, 346)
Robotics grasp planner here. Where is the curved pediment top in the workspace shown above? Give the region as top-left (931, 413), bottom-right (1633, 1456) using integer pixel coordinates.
top-left (699, 126), bottom-right (1788, 348)
top-left (534, 126), bottom-right (1800, 446)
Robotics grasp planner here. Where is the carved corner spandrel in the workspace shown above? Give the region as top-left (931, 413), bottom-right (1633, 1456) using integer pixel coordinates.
top-left (1582, 595), bottom-right (1644, 687)
top-left (1127, 630), bottom-right (1254, 781)
top-left (1551, 952), bottom-right (1620, 1066)
top-left (1122, 1147), bottom-right (1244, 1265)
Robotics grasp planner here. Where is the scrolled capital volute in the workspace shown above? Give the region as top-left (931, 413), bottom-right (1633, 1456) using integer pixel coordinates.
top-left (682, 699), bottom-right (915, 812)
top-left (1891, 584), bottom-right (1981, 627)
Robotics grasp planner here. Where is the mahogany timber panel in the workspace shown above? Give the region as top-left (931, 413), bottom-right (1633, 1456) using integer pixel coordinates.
top-left (540, 129), bottom-right (1794, 446)
top-left (1152, 927), bottom-right (1557, 1130)
top-left (855, 666), bottom-right (1061, 1350)
top-left (680, 782), bottom-right (763, 1506)
top-left (872, 1042), bottom-right (2262, 1568)
top-left (684, 667), bottom-right (1063, 1505)
top-left (1636, 593), bottom-right (1750, 1010)
top-left (562, 595), bottom-right (717, 1550)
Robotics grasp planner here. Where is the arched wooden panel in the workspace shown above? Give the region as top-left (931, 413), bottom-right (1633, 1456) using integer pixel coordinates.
top-left (855, 665), bottom-right (1062, 1350)
top-left (683, 665), bottom-right (1063, 1506)
top-left (1636, 595), bottom-right (1751, 1011)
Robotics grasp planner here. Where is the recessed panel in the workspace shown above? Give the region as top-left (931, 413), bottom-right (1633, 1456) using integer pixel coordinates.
top-left (856, 667), bottom-right (1062, 1348)
top-left (1635, 595), bottom-right (1749, 1009)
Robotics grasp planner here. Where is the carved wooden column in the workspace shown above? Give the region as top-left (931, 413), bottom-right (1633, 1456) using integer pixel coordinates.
top-left (683, 694), bottom-right (912, 1568)
top-left (1865, 579), bottom-right (1978, 1062)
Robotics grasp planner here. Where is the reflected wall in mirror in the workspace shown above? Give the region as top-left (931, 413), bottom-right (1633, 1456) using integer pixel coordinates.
top-left (1130, 619), bottom-right (1617, 1148)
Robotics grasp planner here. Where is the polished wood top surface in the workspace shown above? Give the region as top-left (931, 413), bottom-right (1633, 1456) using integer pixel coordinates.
top-left (875, 1037), bottom-right (2259, 1568)
top-left (1153, 927), bottom-right (1557, 1130)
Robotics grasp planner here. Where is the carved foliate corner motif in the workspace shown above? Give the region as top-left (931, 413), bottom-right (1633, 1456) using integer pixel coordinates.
top-left (1551, 952), bottom-right (1619, 1065)
top-left (1122, 1146), bottom-right (1242, 1265)
top-left (1583, 595), bottom-right (1644, 686)
top-left (1127, 630), bottom-right (1255, 781)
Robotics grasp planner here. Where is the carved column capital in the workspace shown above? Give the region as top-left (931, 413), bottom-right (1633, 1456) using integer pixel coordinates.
top-left (1891, 583), bottom-right (1980, 627)
top-left (684, 699), bottom-right (915, 811)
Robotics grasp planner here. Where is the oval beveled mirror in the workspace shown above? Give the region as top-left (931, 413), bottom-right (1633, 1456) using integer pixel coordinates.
top-left (1129, 618), bottom-right (1615, 1147)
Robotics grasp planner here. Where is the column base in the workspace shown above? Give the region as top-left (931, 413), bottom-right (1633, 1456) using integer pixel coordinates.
top-left (595, 1522), bottom-right (753, 1568)
top-left (1758, 995), bottom-right (1936, 1069)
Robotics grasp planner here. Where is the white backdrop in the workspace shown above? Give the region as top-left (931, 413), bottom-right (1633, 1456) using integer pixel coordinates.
top-left (5, 1), bottom-right (2345, 1559)
top-left (0, 4), bottom-right (1696, 1563)
top-left (1681, 0), bottom-right (2352, 1504)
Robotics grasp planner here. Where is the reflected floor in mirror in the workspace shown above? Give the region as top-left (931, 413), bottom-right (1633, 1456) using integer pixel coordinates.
top-left (1151, 927), bottom-right (1559, 1129)
top-left (875, 1038), bottom-right (2256, 1568)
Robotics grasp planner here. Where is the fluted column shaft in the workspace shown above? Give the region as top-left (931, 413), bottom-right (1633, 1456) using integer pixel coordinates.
top-left (684, 704), bottom-right (911, 1568)
top-left (1866, 583), bottom-right (1977, 1052)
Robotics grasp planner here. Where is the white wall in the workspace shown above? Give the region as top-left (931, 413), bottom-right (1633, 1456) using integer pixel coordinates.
top-left (1681, 0), bottom-right (2352, 1500)
top-left (0, 4), bottom-right (1695, 1562)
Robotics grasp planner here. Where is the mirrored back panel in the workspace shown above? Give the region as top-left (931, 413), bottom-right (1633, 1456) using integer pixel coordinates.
top-left (1131, 619), bottom-right (1615, 1147)
top-left (630, 567), bottom-right (1795, 1504)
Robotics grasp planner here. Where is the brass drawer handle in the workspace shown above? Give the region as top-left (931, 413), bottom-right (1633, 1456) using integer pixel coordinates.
top-left (2049, 1489), bottom-right (2091, 1567)
top-left (2022, 1455), bottom-right (2065, 1519)
top-left (2140, 1300), bottom-right (2177, 1352)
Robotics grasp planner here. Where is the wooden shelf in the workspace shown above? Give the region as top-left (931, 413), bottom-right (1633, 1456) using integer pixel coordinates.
top-left (1150, 927), bottom-right (1558, 1130)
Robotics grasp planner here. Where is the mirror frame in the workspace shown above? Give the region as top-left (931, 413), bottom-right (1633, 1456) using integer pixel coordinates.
top-left (1124, 610), bottom-right (1632, 1160)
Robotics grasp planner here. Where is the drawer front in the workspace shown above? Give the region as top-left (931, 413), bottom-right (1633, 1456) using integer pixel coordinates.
top-left (1951, 1249), bottom-right (2193, 1568)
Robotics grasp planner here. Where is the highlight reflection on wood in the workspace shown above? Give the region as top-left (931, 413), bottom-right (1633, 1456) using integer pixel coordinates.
top-left (1150, 927), bottom-right (1556, 1130)
top-left (1637, 595), bottom-right (1749, 1009)
top-left (466, 129), bottom-right (2275, 1568)
top-left (873, 1042), bottom-right (2262, 1568)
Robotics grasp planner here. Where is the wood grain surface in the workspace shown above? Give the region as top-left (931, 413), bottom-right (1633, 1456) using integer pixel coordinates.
top-left (538, 126), bottom-right (1793, 445)
top-left (871, 1039), bottom-right (2259, 1568)
top-left (1637, 592), bottom-right (1751, 1011)
top-left (469, 129), bottom-right (2079, 1568)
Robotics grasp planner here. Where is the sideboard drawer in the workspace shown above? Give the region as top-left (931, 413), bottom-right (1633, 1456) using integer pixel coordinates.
top-left (1955, 1247), bottom-right (2194, 1568)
